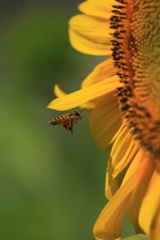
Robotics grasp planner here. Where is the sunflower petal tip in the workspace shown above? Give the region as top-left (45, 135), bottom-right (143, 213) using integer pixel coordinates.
top-left (54, 84), bottom-right (66, 98)
top-left (46, 102), bottom-right (52, 109)
top-left (54, 84), bottom-right (59, 91)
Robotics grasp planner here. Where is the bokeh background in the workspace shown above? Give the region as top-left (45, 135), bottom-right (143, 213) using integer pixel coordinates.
top-left (0, 0), bottom-right (135, 239)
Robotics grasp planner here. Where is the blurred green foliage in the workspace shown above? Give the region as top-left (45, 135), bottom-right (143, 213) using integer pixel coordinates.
top-left (0, 3), bottom-right (135, 240)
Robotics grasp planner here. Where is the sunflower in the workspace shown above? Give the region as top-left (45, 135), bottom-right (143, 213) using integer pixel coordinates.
top-left (48, 0), bottom-right (160, 239)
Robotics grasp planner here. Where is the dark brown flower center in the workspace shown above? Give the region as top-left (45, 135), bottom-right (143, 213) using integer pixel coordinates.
top-left (111, 0), bottom-right (160, 162)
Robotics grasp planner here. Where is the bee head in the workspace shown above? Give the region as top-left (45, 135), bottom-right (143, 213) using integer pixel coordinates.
top-left (74, 109), bottom-right (85, 119)
top-left (74, 110), bottom-right (81, 118)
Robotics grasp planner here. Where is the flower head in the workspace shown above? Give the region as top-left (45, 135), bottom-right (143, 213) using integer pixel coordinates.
top-left (48, 0), bottom-right (160, 239)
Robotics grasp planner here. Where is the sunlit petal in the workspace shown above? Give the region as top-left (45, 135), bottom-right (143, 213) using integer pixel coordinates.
top-left (110, 126), bottom-right (139, 180)
top-left (48, 76), bottom-right (121, 111)
top-left (128, 156), bottom-right (155, 234)
top-left (154, 210), bottom-right (160, 240)
top-left (54, 84), bottom-right (66, 98)
top-left (79, 0), bottom-right (114, 20)
top-left (94, 150), bottom-right (150, 239)
top-left (90, 91), bottom-right (123, 150)
top-left (81, 57), bottom-right (117, 88)
top-left (69, 14), bottom-right (113, 55)
top-left (105, 164), bottom-right (126, 200)
top-left (139, 170), bottom-right (160, 236)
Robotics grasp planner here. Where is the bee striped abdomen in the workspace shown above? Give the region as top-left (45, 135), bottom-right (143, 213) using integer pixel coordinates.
top-left (49, 115), bottom-right (68, 125)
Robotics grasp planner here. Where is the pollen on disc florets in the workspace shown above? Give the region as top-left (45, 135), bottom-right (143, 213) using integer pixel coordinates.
top-left (110, 0), bottom-right (160, 162)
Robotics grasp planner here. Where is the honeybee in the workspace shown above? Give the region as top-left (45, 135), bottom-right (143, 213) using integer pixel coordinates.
top-left (49, 109), bottom-right (84, 134)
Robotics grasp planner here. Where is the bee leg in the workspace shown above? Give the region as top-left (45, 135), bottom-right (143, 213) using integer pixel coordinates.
top-left (63, 123), bottom-right (67, 129)
top-left (63, 122), bottom-right (70, 131)
top-left (69, 122), bottom-right (74, 134)
top-left (69, 126), bottom-right (73, 134)
top-left (63, 121), bottom-right (73, 134)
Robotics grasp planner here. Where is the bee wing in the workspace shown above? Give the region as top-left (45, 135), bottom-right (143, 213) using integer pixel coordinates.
top-left (65, 111), bottom-right (74, 117)
top-left (79, 115), bottom-right (85, 120)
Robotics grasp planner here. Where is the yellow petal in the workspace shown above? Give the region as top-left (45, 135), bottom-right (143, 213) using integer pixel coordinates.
top-left (154, 209), bottom-right (160, 240)
top-left (121, 149), bottom-right (146, 186)
top-left (105, 143), bottom-right (142, 200)
top-left (54, 84), bottom-right (66, 97)
top-left (94, 197), bottom-right (129, 240)
top-left (47, 76), bottom-right (120, 111)
top-left (139, 169), bottom-right (160, 236)
top-left (53, 58), bottom-right (118, 111)
top-left (54, 84), bottom-right (95, 111)
top-left (105, 143), bottom-right (120, 199)
top-left (90, 91), bottom-right (123, 150)
top-left (93, 151), bottom-right (150, 239)
top-left (81, 58), bottom-right (117, 88)
top-left (105, 165), bottom-right (126, 200)
top-left (79, 0), bottom-right (113, 20)
top-left (128, 155), bottom-right (155, 234)
top-left (110, 125), bottom-right (139, 180)
top-left (69, 14), bottom-right (113, 56)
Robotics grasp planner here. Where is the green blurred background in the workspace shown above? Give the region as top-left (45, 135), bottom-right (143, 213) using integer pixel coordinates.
top-left (0, 0), bottom-right (135, 239)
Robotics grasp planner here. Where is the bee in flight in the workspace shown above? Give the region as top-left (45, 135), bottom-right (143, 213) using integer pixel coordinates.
top-left (49, 109), bottom-right (84, 134)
